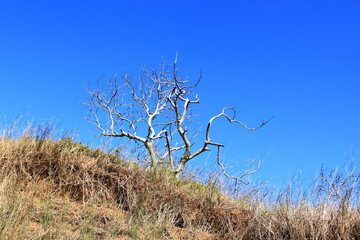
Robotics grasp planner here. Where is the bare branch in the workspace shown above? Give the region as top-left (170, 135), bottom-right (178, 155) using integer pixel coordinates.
top-left (84, 58), bottom-right (271, 183)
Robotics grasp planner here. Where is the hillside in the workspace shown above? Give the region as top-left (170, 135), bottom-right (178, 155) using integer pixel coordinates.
top-left (0, 135), bottom-right (359, 239)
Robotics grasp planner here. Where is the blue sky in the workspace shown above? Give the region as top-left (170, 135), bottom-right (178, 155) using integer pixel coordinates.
top-left (1, 1), bottom-right (359, 185)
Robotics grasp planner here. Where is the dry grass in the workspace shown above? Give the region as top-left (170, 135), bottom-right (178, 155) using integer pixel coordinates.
top-left (0, 128), bottom-right (359, 239)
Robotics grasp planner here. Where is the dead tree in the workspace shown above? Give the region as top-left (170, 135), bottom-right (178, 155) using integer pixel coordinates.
top-left (317, 164), bottom-right (360, 214)
top-left (83, 58), bottom-right (271, 184)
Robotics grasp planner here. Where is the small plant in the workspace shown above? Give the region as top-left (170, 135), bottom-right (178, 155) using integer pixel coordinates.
top-left (39, 201), bottom-right (53, 229)
top-left (59, 137), bottom-right (92, 153)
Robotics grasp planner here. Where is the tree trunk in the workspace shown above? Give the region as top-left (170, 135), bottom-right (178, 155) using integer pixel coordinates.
top-left (145, 141), bottom-right (158, 167)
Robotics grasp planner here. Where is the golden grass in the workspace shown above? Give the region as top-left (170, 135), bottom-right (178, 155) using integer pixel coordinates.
top-left (0, 132), bottom-right (359, 239)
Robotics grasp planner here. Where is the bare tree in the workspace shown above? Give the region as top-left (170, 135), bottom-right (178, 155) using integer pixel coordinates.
top-left (83, 57), bottom-right (271, 184)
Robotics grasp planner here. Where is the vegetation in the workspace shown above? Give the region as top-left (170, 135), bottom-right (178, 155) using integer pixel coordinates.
top-left (83, 60), bottom-right (271, 182)
top-left (0, 126), bottom-right (359, 239)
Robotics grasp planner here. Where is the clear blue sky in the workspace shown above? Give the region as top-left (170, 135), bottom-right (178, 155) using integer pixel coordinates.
top-left (1, 0), bottom-right (359, 185)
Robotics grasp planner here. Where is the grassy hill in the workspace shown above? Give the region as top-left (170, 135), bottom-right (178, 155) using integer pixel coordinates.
top-left (0, 132), bottom-right (359, 239)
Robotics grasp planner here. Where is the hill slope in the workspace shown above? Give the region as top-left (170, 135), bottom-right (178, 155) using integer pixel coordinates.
top-left (0, 136), bottom-right (359, 239)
